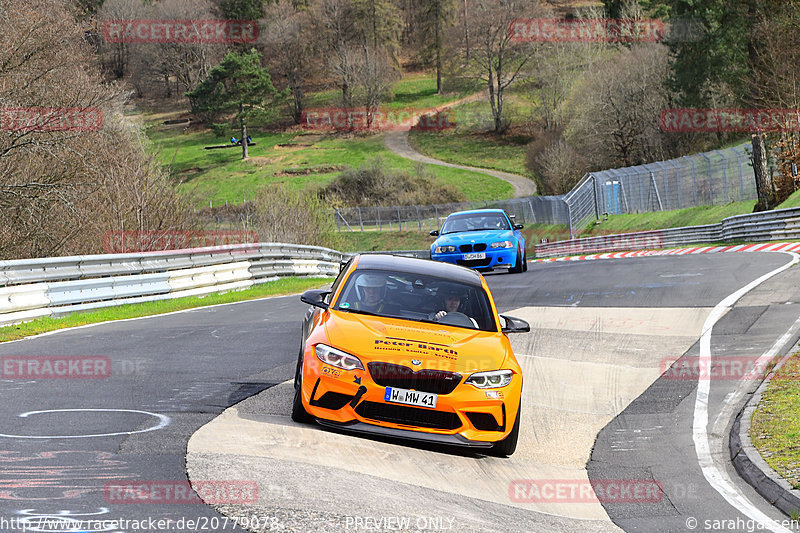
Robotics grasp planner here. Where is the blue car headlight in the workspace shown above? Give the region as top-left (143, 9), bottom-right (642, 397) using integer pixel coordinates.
top-left (435, 246), bottom-right (457, 253)
top-left (490, 241), bottom-right (514, 249)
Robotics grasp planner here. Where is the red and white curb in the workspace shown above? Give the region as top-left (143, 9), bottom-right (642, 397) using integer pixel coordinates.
top-left (534, 242), bottom-right (800, 263)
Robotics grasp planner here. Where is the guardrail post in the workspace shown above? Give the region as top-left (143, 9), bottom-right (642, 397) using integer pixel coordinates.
top-left (396, 206), bottom-right (402, 231)
top-left (357, 207), bottom-right (364, 232)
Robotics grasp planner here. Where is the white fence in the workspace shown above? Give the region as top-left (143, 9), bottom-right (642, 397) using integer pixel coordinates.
top-left (0, 243), bottom-right (343, 327)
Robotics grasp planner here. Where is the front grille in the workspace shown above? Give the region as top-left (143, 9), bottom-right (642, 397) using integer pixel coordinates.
top-left (474, 243), bottom-right (487, 252)
top-left (311, 391), bottom-right (352, 410)
top-left (457, 258), bottom-right (492, 268)
top-left (459, 244), bottom-right (473, 253)
top-left (355, 401), bottom-right (462, 430)
top-left (368, 362), bottom-right (462, 395)
top-left (466, 412), bottom-right (504, 431)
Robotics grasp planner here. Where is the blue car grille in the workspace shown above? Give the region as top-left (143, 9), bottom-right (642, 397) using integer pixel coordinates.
top-left (458, 243), bottom-right (487, 253)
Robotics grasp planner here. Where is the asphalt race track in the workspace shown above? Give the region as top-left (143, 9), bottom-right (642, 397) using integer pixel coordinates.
top-left (1, 251), bottom-right (800, 532)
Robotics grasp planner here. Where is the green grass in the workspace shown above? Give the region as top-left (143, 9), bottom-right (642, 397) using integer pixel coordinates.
top-left (407, 95), bottom-right (535, 178)
top-left (147, 126), bottom-right (513, 207)
top-left (779, 188), bottom-right (800, 208)
top-left (337, 231), bottom-right (436, 253)
top-left (581, 202), bottom-right (755, 235)
top-left (750, 351), bottom-right (800, 490)
top-left (142, 72), bottom-right (514, 208)
top-left (0, 277), bottom-right (332, 343)
top-left (305, 73), bottom-right (478, 111)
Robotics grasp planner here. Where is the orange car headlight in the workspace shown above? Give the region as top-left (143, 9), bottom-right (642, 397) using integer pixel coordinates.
top-left (315, 344), bottom-right (364, 371)
top-left (465, 370), bottom-right (513, 389)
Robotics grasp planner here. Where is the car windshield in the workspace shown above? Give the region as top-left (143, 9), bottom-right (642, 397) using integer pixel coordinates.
top-left (333, 269), bottom-right (497, 331)
top-left (440, 213), bottom-right (511, 234)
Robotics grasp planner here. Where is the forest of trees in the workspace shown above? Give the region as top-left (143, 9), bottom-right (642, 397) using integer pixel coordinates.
top-left (2, 0), bottom-right (800, 258)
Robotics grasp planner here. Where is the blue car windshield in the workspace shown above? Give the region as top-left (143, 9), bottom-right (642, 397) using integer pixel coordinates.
top-left (441, 213), bottom-right (511, 234)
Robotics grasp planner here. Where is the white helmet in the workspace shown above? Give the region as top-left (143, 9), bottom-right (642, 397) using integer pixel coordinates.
top-left (355, 273), bottom-right (386, 299)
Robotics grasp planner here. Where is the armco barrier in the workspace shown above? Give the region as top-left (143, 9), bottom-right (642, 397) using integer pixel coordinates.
top-left (0, 243), bottom-right (344, 327)
top-left (535, 207), bottom-right (800, 258)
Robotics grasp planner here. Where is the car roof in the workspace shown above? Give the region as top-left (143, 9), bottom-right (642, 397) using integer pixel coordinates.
top-left (446, 208), bottom-right (508, 217)
top-left (354, 254), bottom-right (484, 287)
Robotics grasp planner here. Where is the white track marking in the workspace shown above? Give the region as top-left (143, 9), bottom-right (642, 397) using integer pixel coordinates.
top-left (0, 408), bottom-right (170, 439)
top-left (712, 313), bottom-right (800, 435)
top-left (693, 252), bottom-right (799, 532)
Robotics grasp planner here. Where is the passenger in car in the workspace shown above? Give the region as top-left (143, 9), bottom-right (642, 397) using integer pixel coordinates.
top-left (431, 286), bottom-right (479, 327)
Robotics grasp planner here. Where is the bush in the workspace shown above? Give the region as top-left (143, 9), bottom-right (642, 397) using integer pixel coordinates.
top-left (323, 156), bottom-right (465, 207)
top-left (525, 129), bottom-right (588, 195)
top-left (253, 183), bottom-right (340, 249)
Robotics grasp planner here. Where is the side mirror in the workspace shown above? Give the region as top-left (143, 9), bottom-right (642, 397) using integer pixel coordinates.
top-left (429, 230), bottom-right (439, 237)
top-left (301, 289), bottom-right (330, 309)
top-left (513, 224), bottom-right (524, 230)
top-left (500, 314), bottom-right (530, 334)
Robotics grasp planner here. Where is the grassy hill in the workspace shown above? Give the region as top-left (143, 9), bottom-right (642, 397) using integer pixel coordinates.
top-left (140, 74), bottom-right (514, 209)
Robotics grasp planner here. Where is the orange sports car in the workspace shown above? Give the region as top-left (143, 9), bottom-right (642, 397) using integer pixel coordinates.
top-left (292, 254), bottom-right (529, 456)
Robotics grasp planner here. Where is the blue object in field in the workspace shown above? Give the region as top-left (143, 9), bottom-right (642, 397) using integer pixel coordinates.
top-left (231, 137), bottom-right (238, 144)
top-left (605, 180), bottom-right (621, 215)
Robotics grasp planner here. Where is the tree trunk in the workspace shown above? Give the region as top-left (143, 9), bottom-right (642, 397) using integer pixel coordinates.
top-left (752, 132), bottom-right (772, 211)
top-left (463, 0), bottom-right (470, 61)
top-left (435, 1), bottom-right (442, 94)
top-left (241, 122), bottom-right (248, 160)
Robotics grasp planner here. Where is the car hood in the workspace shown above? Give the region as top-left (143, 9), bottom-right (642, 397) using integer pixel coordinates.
top-left (434, 230), bottom-right (515, 247)
top-left (325, 311), bottom-right (510, 374)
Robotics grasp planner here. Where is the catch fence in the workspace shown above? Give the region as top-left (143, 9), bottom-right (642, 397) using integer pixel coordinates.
top-left (334, 142), bottom-right (756, 237)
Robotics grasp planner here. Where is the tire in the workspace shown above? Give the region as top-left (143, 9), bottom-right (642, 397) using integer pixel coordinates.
top-left (291, 348), bottom-right (314, 424)
top-left (489, 404), bottom-right (521, 457)
top-left (510, 247), bottom-right (524, 274)
top-left (522, 249), bottom-right (528, 272)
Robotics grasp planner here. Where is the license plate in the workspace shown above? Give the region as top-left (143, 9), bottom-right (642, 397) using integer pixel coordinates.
top-left (463, 252), bottom-right (486, 260)
top-left (384, 387), bottom-right (437, 409)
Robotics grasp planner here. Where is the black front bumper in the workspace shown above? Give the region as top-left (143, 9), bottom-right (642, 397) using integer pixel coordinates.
top-left (315, 419), bottom-right (494, 449)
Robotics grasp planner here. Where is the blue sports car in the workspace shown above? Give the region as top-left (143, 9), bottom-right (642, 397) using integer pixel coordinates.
top-left (429, 209), bottom-right (527, 273)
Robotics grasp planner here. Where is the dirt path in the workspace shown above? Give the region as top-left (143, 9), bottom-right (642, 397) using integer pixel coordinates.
top-left (384, 92), bottom-right (538, 198)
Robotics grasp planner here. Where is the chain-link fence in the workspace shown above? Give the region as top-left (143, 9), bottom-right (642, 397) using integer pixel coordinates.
top-left (333, 195), bottom-right (570, 232)
top-left (568, 142), bottom-right (755, 235)
top-left (332, 141), bottom-right (756, 235)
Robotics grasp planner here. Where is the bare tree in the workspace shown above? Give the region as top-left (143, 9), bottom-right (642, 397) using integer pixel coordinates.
top-left (352, 45), bottom-right (401, 127)
top-left (0, 0), bottom-right (191, 258)
top-left (97, 0), bottom-right (144, 79)
top-left (99, 0), bottom-right (218, 98)
top-left (464, 0), bottom-right (540, 133)
top-left (317, 0), bottom-right (359, 109)
top-left (262, 0), bottom-right (320, 124)
top-left (564, 44), bottom-right (673, 169)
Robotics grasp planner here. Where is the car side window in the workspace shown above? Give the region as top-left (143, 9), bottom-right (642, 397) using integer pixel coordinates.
top-left (326, 257), bottom-right (353, 304)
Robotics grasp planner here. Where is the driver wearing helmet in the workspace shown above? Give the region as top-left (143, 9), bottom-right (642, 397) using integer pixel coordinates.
top-left (353, 273), bottom-right (387, 313)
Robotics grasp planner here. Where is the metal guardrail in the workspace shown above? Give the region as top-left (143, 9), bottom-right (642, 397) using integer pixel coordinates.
top-left (0, 243), bottom-right (344, 327)
top-left (535, 207), bottom-right (800, 258)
